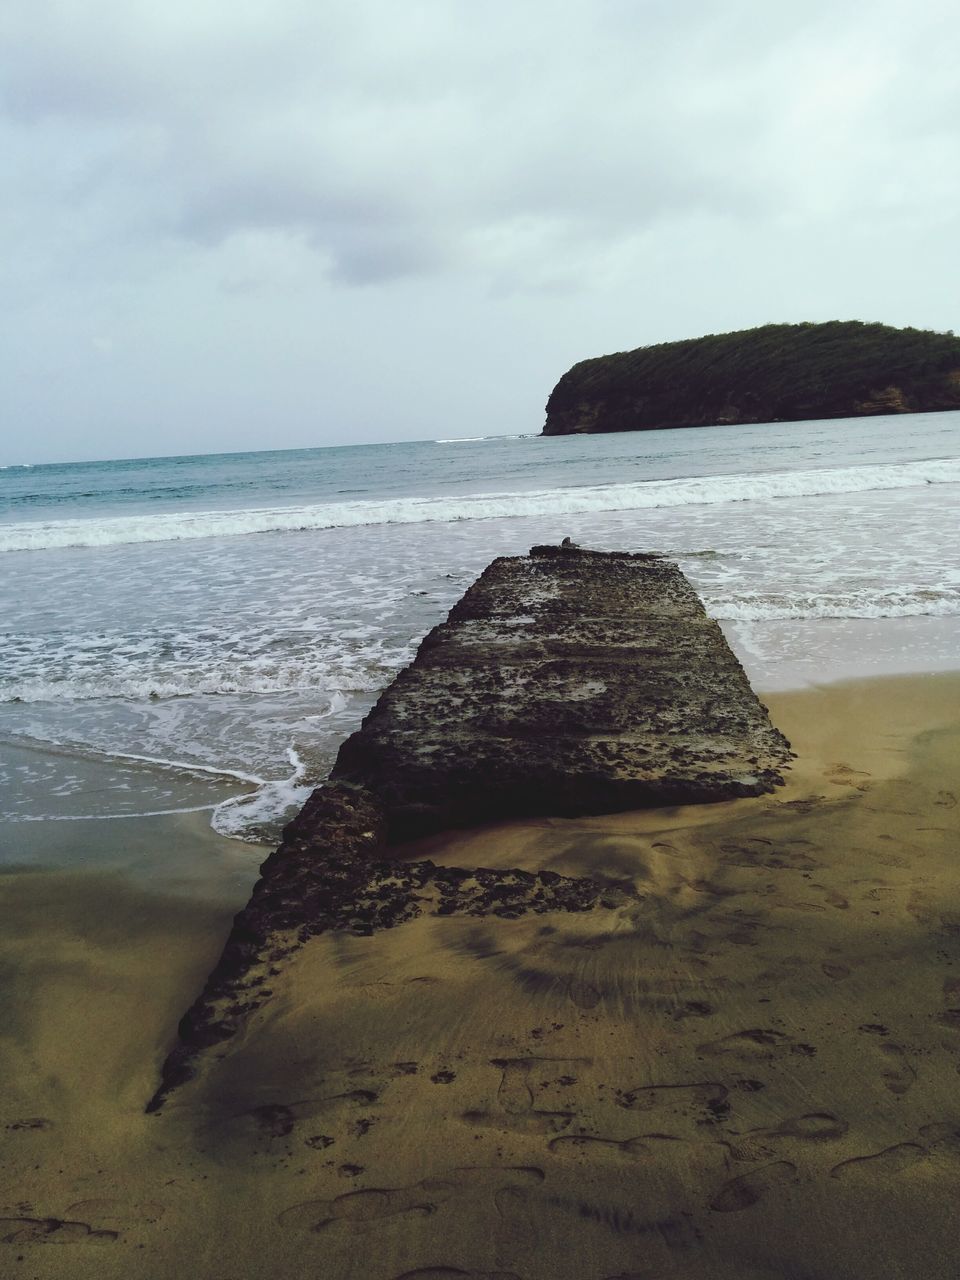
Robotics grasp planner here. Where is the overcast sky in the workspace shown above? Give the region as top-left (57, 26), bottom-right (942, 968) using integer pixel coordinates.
top-left (2, 0), bottom-right (957, 464)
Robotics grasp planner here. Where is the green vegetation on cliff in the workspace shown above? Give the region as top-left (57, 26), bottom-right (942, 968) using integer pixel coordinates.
top-left (542, 320), bottom-right (960, 436)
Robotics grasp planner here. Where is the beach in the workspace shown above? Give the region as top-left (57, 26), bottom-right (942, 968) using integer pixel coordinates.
top-left (2, 416), bottom-right (959, 1275)
top-left (3, 415), bottom-right (958, 844)
top-left (2, 670), bottom-right (959, 1279)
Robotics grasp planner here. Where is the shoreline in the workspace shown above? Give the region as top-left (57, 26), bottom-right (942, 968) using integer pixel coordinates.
top-left (1, 668), bottom-right (959, 1277)
top-left (3, 657), bottom-right (957, 870)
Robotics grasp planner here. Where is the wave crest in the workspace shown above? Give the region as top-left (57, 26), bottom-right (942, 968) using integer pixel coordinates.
top-left (3, 456), bottom-right (958, 552)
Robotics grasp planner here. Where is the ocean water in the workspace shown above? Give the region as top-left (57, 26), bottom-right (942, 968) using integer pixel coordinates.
top-left (2, 411), bottom-right (958, 844)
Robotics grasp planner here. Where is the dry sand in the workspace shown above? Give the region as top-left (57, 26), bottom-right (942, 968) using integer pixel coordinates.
top-left (1, 673), bottom-right (959, 1279)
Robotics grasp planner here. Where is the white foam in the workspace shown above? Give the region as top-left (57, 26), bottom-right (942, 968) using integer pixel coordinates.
top-left (1, 624), bottom-right (411, 705)
top-left (4, 456), bottom-right (958, 552)
top-left (88, 746), bottom-right (265, 786)
top-left (709, 586), bottom-right (960, 621)
top-left (211, 747), bottom-right (312, 842)
top-left (0, 733), bottom-right (267, 786)
top-left (3, 673), bottom-right (360, 702)
top-left (4, 803), bottom-right (218, 822)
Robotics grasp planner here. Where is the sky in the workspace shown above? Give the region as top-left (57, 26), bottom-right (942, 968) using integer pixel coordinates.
top-left (2, 0), bottom-right (958, 465)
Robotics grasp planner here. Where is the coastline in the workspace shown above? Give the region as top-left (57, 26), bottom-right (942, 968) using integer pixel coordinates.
top-left (2, 668), bottom-right (959, 1276)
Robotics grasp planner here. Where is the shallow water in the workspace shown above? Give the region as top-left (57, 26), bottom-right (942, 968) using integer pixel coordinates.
top-left (2, 411), bottom-right (958, 841)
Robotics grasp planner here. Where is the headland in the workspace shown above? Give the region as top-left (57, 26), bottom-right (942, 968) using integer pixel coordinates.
top-left (542, 320), bottom-right (960, 436)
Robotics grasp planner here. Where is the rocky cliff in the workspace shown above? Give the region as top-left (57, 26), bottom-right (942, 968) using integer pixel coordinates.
top-left (542, 320), bottom-right (960, 436)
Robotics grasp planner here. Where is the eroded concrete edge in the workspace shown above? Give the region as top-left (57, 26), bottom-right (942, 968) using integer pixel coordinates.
top-left (148, 547), bottom-right (791, 1111)
top-left (147, 783), bottom-right (620, 1112)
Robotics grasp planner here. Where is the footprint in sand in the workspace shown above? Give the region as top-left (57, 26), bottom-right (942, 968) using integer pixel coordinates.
top-left (709, 1160), bottom-right (797, 1212)
top-left (823, 890), bottom-right (850, 910)
top-left (279, 1186), bottom-right (442, 1231)
top-left (615, 1080), bottom-right (729, 1120)
top-left (219, 1087), bottom-right (382, 1145)
top-left (602, 1267), bottom-right (787, 1280)
top-left (863, 886), bottom-right (895, 903)
top-left (279, 1167), bottom-right (544, 1234)
top-left (831, 1142), bottom-right (927, 1181)
top-left (751, 1112), bottom-right (849, 1144)
top-left (697, 1029), bottom-right (816, 1061)
top-left (5, 1117), bottom-right (52, 1132)
top-left (934, 790), bottom-right (957, 809)
top-left (824, 763), bottom-right (872, 792)
top-left (720, 841), bottom-right (819, 872)
top-left (918, 1122), bottom-right (960, 1154)
top-left (878, 1042), bottom-right (916, 1096)
top-left (568, 975), bottom-right (602, 1009)
top-left (776, 797), bottom-right (826, 815)
top-left (464, 1108), bottom-right (572, 1136)
top-left (934, 980), bottom-right (960, 1031)
top-left (548, 1134), bottom-right (649, 1159)
top-left (549, 1132), bottom-right (731, 1184)
top-left (464, 1058), bottom-right (587, 1136)
top-left (393, 1270), bottom-right (521, 1280)
top-left (834, 1122), bottom-right (960, 1184)
top-left (674, 1001), bottom-right (715, 1020)
top-left (0, 1217), bottom-right (118, 1245)
top-left (907, 888), bottom-right (938, 925)
top-left (64, 1200), bottom-right (165, 1228)
top-left (822, 962), bottom-right (851, 981)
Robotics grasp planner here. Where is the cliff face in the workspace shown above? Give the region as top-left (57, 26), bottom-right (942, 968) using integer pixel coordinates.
top-left (542, 320), bottom-right (960, 436)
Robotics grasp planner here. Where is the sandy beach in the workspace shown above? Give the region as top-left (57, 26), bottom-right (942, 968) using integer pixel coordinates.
top-left (2, 671), bottom-right (959, 1279)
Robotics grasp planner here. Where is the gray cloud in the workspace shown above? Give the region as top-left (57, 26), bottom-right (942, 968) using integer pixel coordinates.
top-left (1, 0), bottom-right (957, 461)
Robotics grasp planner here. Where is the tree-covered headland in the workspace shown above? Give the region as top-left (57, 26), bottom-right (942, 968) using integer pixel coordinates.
top-left (542, 321), bottom-right (960, 436)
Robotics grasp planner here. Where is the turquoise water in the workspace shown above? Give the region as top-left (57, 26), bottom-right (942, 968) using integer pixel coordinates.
top-left (2, 413), bottom-right (956, 526)
top-left (1, 412), bottom-right (958, 842)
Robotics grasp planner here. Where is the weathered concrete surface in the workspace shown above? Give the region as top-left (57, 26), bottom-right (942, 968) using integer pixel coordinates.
top-left (332, 546), bottom-right (792, 837)
top-left (147, 781), bottom-right (615, 1112)
top-left (148, 545), bottom-right (790, 1111)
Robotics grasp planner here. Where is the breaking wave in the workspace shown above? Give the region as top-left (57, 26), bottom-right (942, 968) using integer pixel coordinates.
top-left (708, 586), bottom-right (960, 621)
top-left (4, 456), bottom-right (958, 552)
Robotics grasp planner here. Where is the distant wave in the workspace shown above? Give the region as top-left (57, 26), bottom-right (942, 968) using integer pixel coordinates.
top-left (2, 456), bottom-right (958, 552)
top-left (2, 665), bottom-right (390, 704)
top-left (709, 586), bottom-right (960, 621)
top-left (434, 433), bottom-right (530, 443)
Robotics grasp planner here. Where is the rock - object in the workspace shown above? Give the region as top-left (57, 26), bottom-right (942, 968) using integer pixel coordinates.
top-left (542, 320), bottom-right (960, 436)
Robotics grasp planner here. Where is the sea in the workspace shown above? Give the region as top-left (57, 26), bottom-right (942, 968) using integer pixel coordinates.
top-left (2, 411), bottom-right (958, 845)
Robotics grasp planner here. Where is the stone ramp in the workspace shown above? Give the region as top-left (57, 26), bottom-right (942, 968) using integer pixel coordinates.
top-left (147, 546), bottom-right (790, 1111)
top-left (332, 546), bottom-right (791, 836)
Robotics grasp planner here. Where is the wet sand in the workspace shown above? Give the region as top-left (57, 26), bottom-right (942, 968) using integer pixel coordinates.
top-left (1, 673), bottom-right (959, 1279)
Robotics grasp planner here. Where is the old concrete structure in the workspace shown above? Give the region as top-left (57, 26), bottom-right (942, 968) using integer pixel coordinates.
top-left (148, 546), bottom-right (791, 1111)
top-left (333, 545), bottom-right (790, 835)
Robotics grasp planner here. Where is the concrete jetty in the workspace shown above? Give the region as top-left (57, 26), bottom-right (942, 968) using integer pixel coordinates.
top-left (334, 545), bottom-right (790, 835)
top-left (148, 546), bottom-right (791, 1111)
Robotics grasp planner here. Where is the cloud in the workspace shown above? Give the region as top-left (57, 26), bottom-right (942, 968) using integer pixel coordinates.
top-left (0, 0), bottom-right (958, 461)
top-left (7, 0), bottom-right (956, 290)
